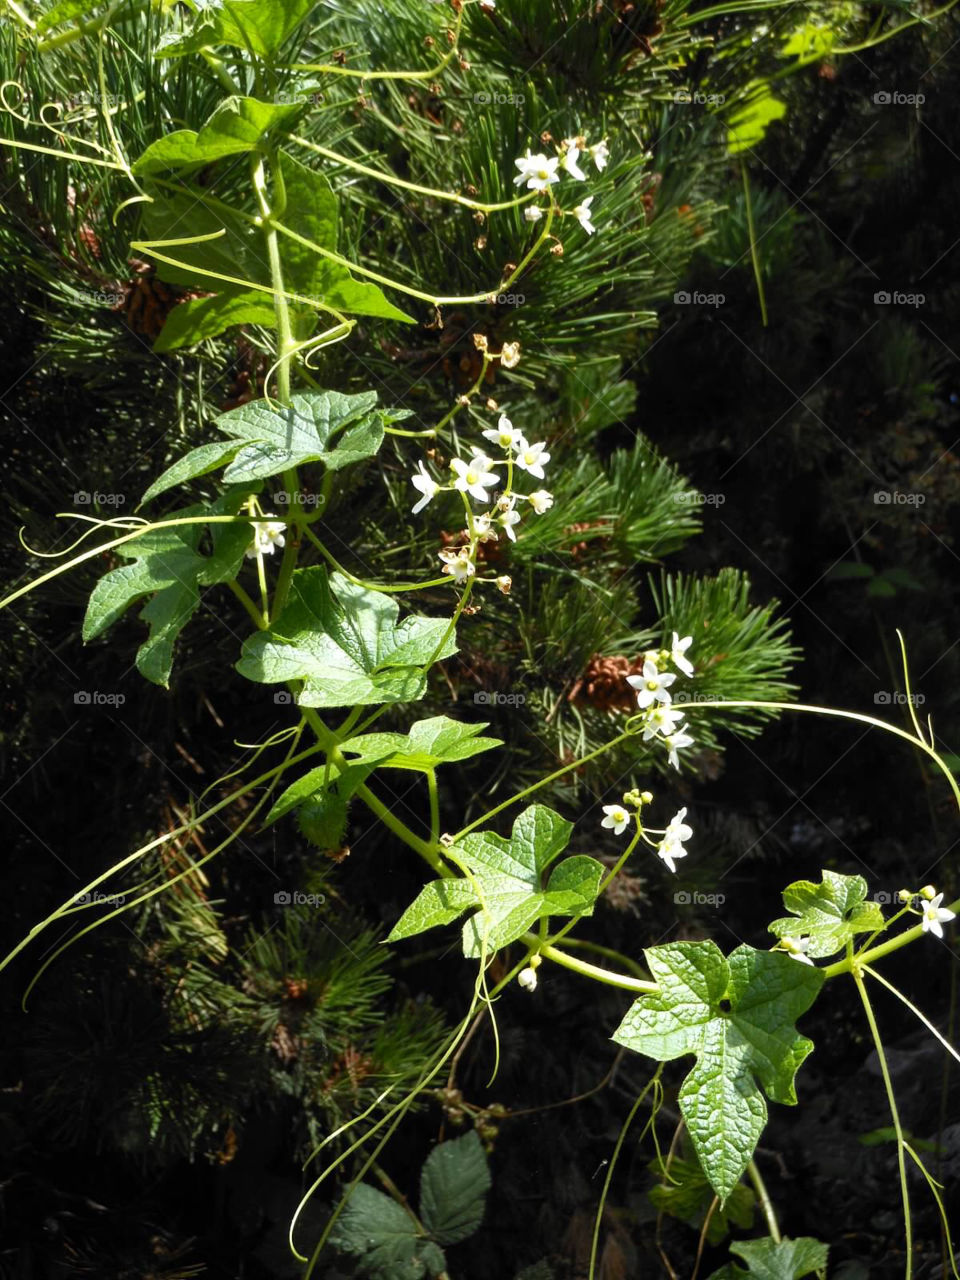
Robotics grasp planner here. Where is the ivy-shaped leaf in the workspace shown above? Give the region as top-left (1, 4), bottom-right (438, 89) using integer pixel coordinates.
top-left (343, 716), bottom-right (503, 773)
top-left (768, 870), bottom-right (884, 958)
top-left (133, 97), bottom-right (304, 174)
top-left (648, 1155), bottom-right (755, 1245)
top-left (613, 943), bottom-right (823, 1202)
top-left (142, 388), bottom-right (396, 502)
top-left (237, 567), bottom-right (456, 708)
top-left (419, 1131), bottom-right (491, 1247)
top-left (82, 492), bottom-right (251, 687)
top-left (707, 1236), bottom-right (829, 1280)
top-left (388, 805), bottom-right (605, 959)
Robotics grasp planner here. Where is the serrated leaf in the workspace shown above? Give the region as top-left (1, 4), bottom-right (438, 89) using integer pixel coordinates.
top-left (142, 388), bottom-right (386, 502)
top-left (343, 716), bottom-right (503, 773)
top-left (648, 1155), bottom-right (755, 1245)
top-left (277, 151), bottom-right (415, 323)
top-left (720, 1236), bottom-right (829, 1280)
top-left (768, 870), bottom-right (884, 958)
top-left (156, 0), bottom-right (318, 60)
top-left (263, 758), bottom-right (383, 827)
top-left (329, 1183), bottom-right (437, 1280)
top-left (613, 943), bottom-right (823, 1202)
top-left (388, 805), bottom-right (604, 960)
top-left (237, 567), bottom-right (456, 708)
top-left (153, 290), bottom-right (278, 353)
top-left (133, 97), bottom-right (303, 174)
top-left (727, 82), bottom-right (787, 155)
top-left (419, 1132), bottom-right (491, 1246)
top-left (82, 492), bottom-right (250, 686)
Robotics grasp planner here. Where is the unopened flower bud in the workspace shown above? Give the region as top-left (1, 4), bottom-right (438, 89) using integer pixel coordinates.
top-left (473, 333), bottom-right (489, 351)
top-left (898, 888), bottom-right (912, 902)
top-left (518, 966), bottom-right (538, 992)
top-left (440, 833), bottom-right (455, 847)
top-left (640, 790), bottom-right (654, 805)
top-left (485, 398), bottom-right (499, 411)
top-left (496, 575), bottom-right (512, 595)
top-left (920, 884), bottom-right (937, 901)
top-left (550, 241), bottom-right (564, 257)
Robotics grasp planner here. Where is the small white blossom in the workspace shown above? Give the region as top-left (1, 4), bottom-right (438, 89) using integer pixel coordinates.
top-left (572, 196), bottom-right (596, 235)
top-left (245, 519), bottom-right (286, 559)
top-left (627, 659), bottom-right (677, 709)
top-left (524, 206), bottom-right (544, 223)
top-left (641, 704), bottom-right (686, 740)
top-left (497, 503), bottom-right (522, 541)
top-left (780, 936), bottom-right (815, 965)
top-left (921, 892), bottom-right (956, 939)
top-left (663, 725), bottom-right (694, 770)
top-left (657, 807), bottom-right (692, 873)
top-left (411, 460), bottom-right (439, 515)
top-left (528, 489), bottom-right (554, 514)
top-left (670, 632), bottom-right (694, 677)
top-left (451, 455), bottom-right (500, 503)
top-left (513, 150), bottom-right (560, 192)
top-left (517, 966), bottom-right (538, 991)
top-left (479, 0), bottom-right (495, 9)
top-left (438, 546), bottom-right (476, 584)
top-left (514, 438), bottom-right (551, 479)
top-left (561, 143), bottom-right (587, 180)
top-left (601, 804), bottom-right (631, 835)
top-left (589, 139), bottom-right (610, 171)
top-left (483, 413), bottom-right (524, 451)
top-left (473, 512), bottom-right (499, 543)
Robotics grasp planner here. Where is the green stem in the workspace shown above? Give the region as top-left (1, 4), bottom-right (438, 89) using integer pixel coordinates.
top-left (226, 577), bottom-right (266, 629)
top-left (427, 769), bottom-right (440, 848)
top-left (523, 935), bottom-right (656, 993)
top-left (547, 936), bottom-right (652, 982)
top-left (741, 161), bottom-right (768, 328)
top-left (747, 1160), bottom-right (781, 1243)
top-left (852, 961), bottom-right (912, 1278)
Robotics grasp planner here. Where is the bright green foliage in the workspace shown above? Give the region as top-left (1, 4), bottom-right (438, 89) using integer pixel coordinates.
top-left (768, 870), bottom-right (885, 959)
top-left (343, 716), bottom-right (503, 773)
top-left (155, 0), bottom-right (319, 61)
top-left (153, 291), bottom-right (279, 354)
top-left (726, 83), bottom-right (788, 155)
top-left (330, 1132), bottom-right (490, 1279)
top-left (648, 1155), bottom-right (755, 1244)
top-left (388, 805), bottom-right (604, 959)
top-left (237, 568), bottom-right (457, 707)
top-left (613, 943), bottom-right (823, 1202)
top-left (419, 1131), bottom-right (493, 1245)
top-left (132, 97), bottom-right (304, 173)
top-left (264, 759), bottom-right (389, 827)
top-left (707, 1235), bottom-right (830, 1280)
top-left (143, 389), bottom-right (394, 502)
top-left (82, 493), bottom-right (251, 686)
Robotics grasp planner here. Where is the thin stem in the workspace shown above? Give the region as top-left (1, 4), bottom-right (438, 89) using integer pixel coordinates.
top-left (427, 769), bottom-right (440, 848)
top-left (225, 577), bottom-right (266, 629)
top-left (548, 936), bottom-right (652, 982)
top-left (747, 1160), bottom-right (781, 1243)
top-left (525, 935), bottom-right (656, 993)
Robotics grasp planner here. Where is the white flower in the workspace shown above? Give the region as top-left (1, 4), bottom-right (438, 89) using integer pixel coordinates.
top-left (780, 936), bottom-right (814, 966)
top-left (497, 504), bottom-right (522, 541)
top-left (513, 150), bottom-right (560, 192)
top-left (561, 143), bottom-right (587, 180)
top-left (663, 725), bottom-right (694, 770)
top-left (572, 196), bottom-right (596, 235)
top-left (670, 632), bottom-right (694, 677)
top-left (641, 703), bottom-right (686, 740)
top-left (483, 413), bottom-right (523, 451)
top-left (245, 519), bottom-right (286, 559)
top-left (479, 0), bottom-right (496, 9)
top-left (438, 546), bottom-right (476, 584)
top-left (657, 838), bottom-right (688, 874)
top-left (411, 460), bottom-right (439, 515)
top-left (657, 807), bottom-right (692, 873)
top-left (627, 659), bottom-right (677, 709)
top-left (601, 804), bottom-right (631, 835)
top-left (514, 438), bottom-right (551, 479)
top-left (921, 892), bottom-right (956, 939)
top-left (517, 966), bottom-right (538, 991)
top-left (451, 455), bottom-right (500, 503)
top-left (524, 206), bottom-right (544, 223)
top-left (528, 489), bottom-right (554, 514)
top-left (473, 513), bottom-right (498, 543)
top-left (589, 139), bottom-right (610, 171)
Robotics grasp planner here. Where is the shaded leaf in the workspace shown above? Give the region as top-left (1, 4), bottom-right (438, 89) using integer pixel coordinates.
top-left (153, 290), bottom-right (278, 353)
top-left (419, 1131), bottom-right (491, 1246)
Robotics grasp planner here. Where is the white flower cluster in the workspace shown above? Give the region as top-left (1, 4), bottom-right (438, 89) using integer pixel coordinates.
top-left (514, 135), bottom-right (609, 237)
top-left (625, 633), bottom-right (695, 769)
top-left (245, 518), bottom-right (286, 560)
top-left (600, 797), bottom-right (693, 874)
top-left (410, 412), bottom-right (554, 584)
